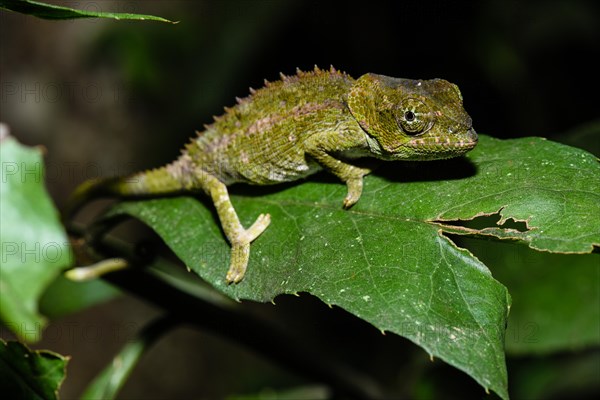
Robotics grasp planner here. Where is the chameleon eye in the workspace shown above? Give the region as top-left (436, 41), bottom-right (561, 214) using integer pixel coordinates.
top-left (396, 98), bottom-right (433, 135)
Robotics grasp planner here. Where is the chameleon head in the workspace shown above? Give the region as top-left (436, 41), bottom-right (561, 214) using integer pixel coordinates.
top-left (347, 73), bottom-right (478, 160)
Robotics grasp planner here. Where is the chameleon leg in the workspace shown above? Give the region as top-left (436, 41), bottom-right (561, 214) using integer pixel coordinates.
top-left (305, 144), bottom-right (372, 209)
top-left (198, 172), bottom-right (271, 283)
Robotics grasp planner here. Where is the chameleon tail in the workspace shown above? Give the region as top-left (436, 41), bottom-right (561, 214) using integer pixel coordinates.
top-left (66, 164), bottom-right (184, 219)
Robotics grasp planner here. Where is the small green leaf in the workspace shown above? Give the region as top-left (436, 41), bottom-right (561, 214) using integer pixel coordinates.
top-left (0, 133), bottom-right (72, 341)
top-left (0, 0), bottom-right (176, 23)
top-left (0, 339), bottom-right (69, 400)
top-left (38, 274), bottom-right (121, 319)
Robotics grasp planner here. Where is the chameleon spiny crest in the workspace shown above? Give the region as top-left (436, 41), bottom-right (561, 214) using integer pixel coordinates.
top-left (69, 65), bottom-right (477, 283)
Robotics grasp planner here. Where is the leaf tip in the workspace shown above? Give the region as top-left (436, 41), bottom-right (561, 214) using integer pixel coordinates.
top-left (0, 122), bottom-right (10, 141)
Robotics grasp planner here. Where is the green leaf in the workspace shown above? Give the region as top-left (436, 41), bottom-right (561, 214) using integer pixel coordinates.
top-left (0, 339), bottom-right (68, 400)
top-left (109, 196), bottom-right (511, 398)
top-left (463, 237), bottom-right (600, 354)
top-left (433, 136), bottom-right (600, 253)
top-left (0, 0), bottom-right (176, 23)
top-left (0, 134), bottom-right (72, 342)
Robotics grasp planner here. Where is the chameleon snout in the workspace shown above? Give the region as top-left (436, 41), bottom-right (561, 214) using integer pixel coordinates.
top-left (465, 127), bottom-right (478, 147)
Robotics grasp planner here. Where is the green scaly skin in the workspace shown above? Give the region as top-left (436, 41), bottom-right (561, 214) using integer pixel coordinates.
top-left (69, 66), bottom-right (478, 283)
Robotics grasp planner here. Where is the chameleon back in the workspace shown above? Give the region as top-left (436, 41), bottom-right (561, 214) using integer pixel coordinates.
top-left (184, 68), bottom-right (358, 185)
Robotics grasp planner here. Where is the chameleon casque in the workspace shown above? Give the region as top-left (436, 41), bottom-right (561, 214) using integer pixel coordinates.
top-left (70, 66), bottom-right (478, 283)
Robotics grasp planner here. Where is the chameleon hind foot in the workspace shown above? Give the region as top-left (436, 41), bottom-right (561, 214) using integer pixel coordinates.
top-left (225, 213), bottom-right (271, 284)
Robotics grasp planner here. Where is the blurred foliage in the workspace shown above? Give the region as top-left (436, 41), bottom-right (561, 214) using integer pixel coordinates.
top-left (0, 135), bottom-right (72, 341)
top-left (0, 0), bottom-right (175, 22)
top-left (0, 339), bottom-right (68, 399)
top-left (38, 274), bottom-right (121, 319)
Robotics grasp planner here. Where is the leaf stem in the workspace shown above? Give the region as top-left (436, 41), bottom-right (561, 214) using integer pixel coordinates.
top-left (80, 316), bottom-right (175, 400)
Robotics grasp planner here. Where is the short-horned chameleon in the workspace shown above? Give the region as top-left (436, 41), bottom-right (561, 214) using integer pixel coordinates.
top-left (69, 66), bottom-right (477, 283)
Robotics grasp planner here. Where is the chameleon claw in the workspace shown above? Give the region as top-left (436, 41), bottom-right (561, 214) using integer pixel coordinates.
top-left (342, 177), bottom-right (364, 209)
top-left (226, 243), bottom-right (250, 284)
top-left (343, 196), bottom-right (356, 209)
top-left (225, 213), bottom-right (271, 284)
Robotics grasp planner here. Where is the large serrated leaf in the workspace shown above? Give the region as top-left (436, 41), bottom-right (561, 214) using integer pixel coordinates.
top-left (109, 196), bottom-right (511, 398)
top-left (100, 135), bottom-right (598, 399)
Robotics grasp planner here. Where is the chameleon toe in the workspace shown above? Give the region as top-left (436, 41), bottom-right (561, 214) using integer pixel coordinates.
top-left (226, 243), bottom-right (251, 284)
top-left (245, 213), bottom-right (271, 242)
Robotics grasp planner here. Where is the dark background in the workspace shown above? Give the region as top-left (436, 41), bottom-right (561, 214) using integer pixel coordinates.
top-left (1, 1), bottom-right (599, 398)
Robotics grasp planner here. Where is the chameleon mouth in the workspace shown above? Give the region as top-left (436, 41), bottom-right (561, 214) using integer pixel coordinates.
top-left (404, 128), bottom-right (478, 159)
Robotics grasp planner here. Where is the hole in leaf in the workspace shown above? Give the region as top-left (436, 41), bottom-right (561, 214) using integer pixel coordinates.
top-left (499, 218), bottom-right (529, 232)
top-left (438, 212), bottom-right (529, 232)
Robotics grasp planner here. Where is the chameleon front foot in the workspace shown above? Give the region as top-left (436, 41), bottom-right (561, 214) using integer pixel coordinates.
top-left (342, 177), bottom-right (364, 209)
top-left (225, 213), bottom-right (271, 284)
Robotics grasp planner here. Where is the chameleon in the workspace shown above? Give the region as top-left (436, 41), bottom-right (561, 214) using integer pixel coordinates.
top-left (69, 66), bottom-right (478, 284)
